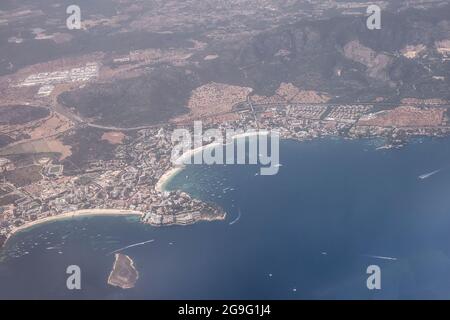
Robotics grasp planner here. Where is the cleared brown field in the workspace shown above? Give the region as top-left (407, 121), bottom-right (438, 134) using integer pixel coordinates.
top-left (0, 138), bottom-right (72, 161)
top-left (101, 131), bottom-right (126, 144)
top-left (174, 82), bottom-right (252, 121)
top-left (358, 106), bottom-right (446, 127)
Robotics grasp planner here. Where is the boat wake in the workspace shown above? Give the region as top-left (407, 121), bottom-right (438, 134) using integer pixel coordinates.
top-left (363, 254), bottom-right (397, 261)
top-left (229, 209), bottom-right (241, 225)
top-left (418, 169), bottom-right (441, 180)
top-left (108, 239), bottom-right (154, 255)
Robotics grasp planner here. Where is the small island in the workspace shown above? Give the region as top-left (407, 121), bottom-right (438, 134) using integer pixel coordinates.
top-left (107, 253), bottom-right (139, 289)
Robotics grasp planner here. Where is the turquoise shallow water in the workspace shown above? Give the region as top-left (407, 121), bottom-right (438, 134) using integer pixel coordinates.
top-left (2, 137), bottom-right (450, 299)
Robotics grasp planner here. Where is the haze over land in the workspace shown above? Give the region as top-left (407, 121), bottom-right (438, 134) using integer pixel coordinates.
top-left (1, 1), bottom-right (450, 295)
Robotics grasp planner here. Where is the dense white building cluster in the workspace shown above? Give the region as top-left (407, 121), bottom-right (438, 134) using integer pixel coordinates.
top-left (18, 63), bottom-right (99, 88)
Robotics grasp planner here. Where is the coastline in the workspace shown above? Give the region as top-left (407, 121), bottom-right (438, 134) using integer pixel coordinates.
top-left (155, 166), bottom-right (185, 192)
top-left (4, 209), bottom-right (142, 246)
top-left (155, 130), bottom-right (272, 192)
top-left (6, 134), bottom-right (245, 246)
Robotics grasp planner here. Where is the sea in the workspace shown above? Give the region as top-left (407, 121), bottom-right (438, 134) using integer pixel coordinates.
top-left (2, 137), bottom-right (450, 299)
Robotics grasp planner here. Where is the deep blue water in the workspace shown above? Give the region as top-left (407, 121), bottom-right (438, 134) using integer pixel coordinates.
top-left (2, 137), bottom-right (450, 299)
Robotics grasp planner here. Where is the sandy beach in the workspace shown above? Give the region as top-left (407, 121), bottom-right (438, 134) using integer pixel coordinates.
top-left (155, 130), bottom-right (274, 193)
top-left (172, 130), bottom-right (272, 165)
top-left (173, 142), bottom-right (220, 165)
top-left (5, 209), bottom-right (142, 244)
top-left (155, 167), bottom-right (185, 192)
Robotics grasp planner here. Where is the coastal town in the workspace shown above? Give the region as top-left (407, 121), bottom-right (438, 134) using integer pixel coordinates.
top-left (1, 1), bottom-right (450, 248)
top-left (3, 0), bottom-right (450, 300)
top-left (1, 91), bottom-right (450, 248)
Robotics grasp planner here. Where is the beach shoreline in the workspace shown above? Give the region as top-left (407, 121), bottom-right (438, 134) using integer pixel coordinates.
top-left (4, 209), bottom-right (142, 246)
top-left (3, 131), bottom-right (276, 247)
top-left (155, 166), bottom-right (185, 192)
top-left (155, 130), bottom-right (273, 192)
